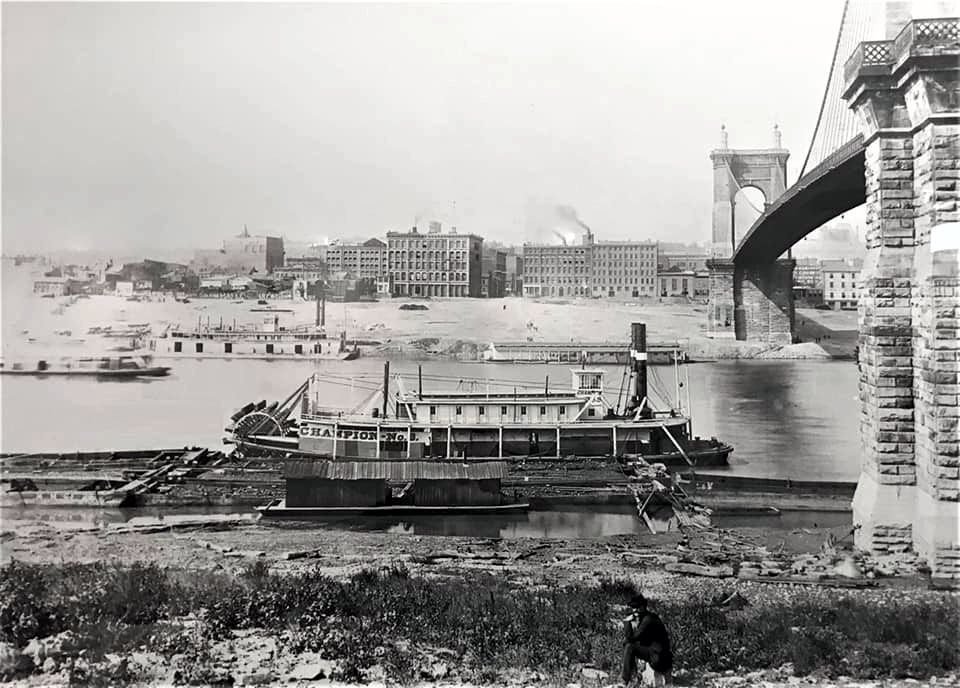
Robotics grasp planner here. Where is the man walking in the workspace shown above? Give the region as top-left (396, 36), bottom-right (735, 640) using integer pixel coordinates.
top-left (621, 593), bottom-right (673, 686)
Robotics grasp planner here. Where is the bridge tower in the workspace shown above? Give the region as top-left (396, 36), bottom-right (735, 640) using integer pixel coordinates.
top-left (843, 16), bottom-right (960, 579)
top-left (706, 127), bottom-right (795, 345)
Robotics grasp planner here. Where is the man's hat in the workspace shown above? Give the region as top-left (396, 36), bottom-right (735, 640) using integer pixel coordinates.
top-left (629, 593), bottom-right (647, 609)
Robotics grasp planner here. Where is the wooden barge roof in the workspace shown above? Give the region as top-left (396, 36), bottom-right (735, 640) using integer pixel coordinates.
top-left (282, 460), bottom-right (508, 481)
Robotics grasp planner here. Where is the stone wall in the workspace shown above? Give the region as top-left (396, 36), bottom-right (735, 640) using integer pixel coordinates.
top-left (844, 18), bottom-right (960, 578)
top-left (706, 260), bottom-right (736, 339)
top-left (735, 260), bottom-right (795, 348)
top-left (706, 258), bottom-right (795, 347)
top-left (910, 121), bottom-right (959, 572)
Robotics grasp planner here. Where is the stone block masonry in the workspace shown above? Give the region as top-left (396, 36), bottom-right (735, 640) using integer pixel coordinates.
top-left (735, 260), bottom-right (795, 348)
top-left (844, 18), bottom-right (960, 578)
top-left (705, 258), bottom-right (795, 347)
top-left (706, 260), bottom-right (736, 339)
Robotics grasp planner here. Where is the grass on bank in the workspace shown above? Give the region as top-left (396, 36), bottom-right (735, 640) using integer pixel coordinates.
top-left (1, 560), bottom-right (958, 684)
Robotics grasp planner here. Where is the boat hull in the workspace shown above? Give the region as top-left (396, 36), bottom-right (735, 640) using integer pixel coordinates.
top-left (0, 367), bottom-right (170, 378)
top-left (255, 499), bottom-right (530, 518)
top-left (149, 352), bottom-right (352, 361)
top-left (231, 432), bottom-right (733, 467)
top-left (1, 490), bottom-right (130, 508)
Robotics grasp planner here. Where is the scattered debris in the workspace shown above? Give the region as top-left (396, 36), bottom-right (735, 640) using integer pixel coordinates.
top-left (665, 562), bottom-right (734, 578)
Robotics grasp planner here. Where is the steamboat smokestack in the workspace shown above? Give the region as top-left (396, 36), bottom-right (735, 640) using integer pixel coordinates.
top-left (631, 322), bottom-right (649, 417)
top-left (382, 361), bottom-right (390, 418)
top-left (315, 281), bottom-right (326, 329)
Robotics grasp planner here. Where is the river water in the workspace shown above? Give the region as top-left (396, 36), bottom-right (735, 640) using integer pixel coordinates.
top-left (0, 503), bottom-right (854, 541)
top-left (0, 356), bottom-right (860, 481)
top-left (1, 260), bottom-right (860, 481)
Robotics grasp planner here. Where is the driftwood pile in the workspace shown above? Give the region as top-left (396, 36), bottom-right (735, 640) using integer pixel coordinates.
top-left (626, 459), bottom-right (712, 534)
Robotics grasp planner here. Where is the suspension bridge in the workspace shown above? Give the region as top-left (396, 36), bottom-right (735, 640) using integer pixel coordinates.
top-left (703, 0), bottom-right (958, 578)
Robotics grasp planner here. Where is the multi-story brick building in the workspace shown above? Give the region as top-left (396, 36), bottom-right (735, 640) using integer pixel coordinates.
top-left (591, 240), bottom-right (658, 298)
top-left (821, 258), bottom-right (862, 310)
top-left (794, 257), bottom-right (822, 290)
top-left (522, 239), bottom-right (593, 298)
top-left (523, 232), bottom-right (658, 299)
top-left (325, 238), bottom-right (387, 281)
top-left (386, 223), bottom-right (483, 297)
top-left (481, 248), bottom-right (507, 298)
top-left (658, 250), bottom-right (708, 273)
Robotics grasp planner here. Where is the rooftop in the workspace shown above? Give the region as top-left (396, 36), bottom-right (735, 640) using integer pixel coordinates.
top-left (283, 460), bottom-right (508, 481)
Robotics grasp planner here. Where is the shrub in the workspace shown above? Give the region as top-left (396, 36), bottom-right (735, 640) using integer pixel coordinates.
top-left (2, 560), bottom-right (957, 683)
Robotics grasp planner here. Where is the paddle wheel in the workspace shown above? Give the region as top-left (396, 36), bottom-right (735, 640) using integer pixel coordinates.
top-left (225, 379), bottom-right (311, 451)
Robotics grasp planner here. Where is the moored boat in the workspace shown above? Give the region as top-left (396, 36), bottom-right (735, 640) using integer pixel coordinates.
top-left (255, 459), bottom-right (527, 519)
top-left (226, 323), bottom-right (732, 467)
top-left (256, 498), bottom-right (530, 518)
top-left (0, 355), bottom-right (170, 378)
top-left (148, 291), bottom-right (358, 361)
top-left (1, 487), bottom-right (132, 508)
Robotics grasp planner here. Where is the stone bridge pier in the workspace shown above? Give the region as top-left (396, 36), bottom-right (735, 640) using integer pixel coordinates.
top-left (843, 19), bottom-right (959, 578)
top-left (707, 258), bottom-right (795, 347)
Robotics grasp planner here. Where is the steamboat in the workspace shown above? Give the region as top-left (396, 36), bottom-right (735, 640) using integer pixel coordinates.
top-left (225, 324), bottom-right (732, 467)
top-left (148, 290), bottom-right (358, 361)
top-left (0, 354), bottom-right (170, 378)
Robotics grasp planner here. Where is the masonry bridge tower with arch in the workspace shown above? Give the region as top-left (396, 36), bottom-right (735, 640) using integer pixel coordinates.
top-left (704, 0), bottom-right (958, 578)
top-left (706, 126), bottom-right (796, 346)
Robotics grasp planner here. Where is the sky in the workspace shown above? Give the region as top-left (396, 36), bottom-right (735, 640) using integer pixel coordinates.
top-left (2, 1), bottom-right (853, 256)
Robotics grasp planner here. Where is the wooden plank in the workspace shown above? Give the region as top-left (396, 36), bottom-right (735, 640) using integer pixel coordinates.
top-left (665, 562), bottom-right (734, 578)
top-left (737, 572), bottom-right (877, 588)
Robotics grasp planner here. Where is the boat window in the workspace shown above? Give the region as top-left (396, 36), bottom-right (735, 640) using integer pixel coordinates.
top-left (521, 406), bottom-right (527, 415)
top-left (587, 408), bottom-right (596, 417)
top-left (430, 406), bottom-right (436, 416)
top-left (479, 406), bottom-right (485, 416)
top-left (540, 406), bottom-right (546, 415)
top-left (195, 342), bottom-right (203, 353)
top-left (455, 406), bottom-right (462, 415)
top-left (174, 341), bottom-right (182, 353)
top-left (224, 342), bottom-right (233, 354)
top-left (501, 406), bottom-right (507, 415)
top-left (559, 406), bottom-right (566, 415)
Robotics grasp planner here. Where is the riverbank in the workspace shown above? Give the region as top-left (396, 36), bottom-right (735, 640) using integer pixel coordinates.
top-left (2, 267), bottom-right (847, 362)
top-left (1, 519), bottom-right (957, 687)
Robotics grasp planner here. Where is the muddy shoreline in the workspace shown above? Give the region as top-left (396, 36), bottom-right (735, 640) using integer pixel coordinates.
top-left (2, 513), bottom-right (957, 687)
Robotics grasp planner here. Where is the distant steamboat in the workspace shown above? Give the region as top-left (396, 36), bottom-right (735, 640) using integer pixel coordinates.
top-left (148, 291), bottom-right (359, 362)
top-left (224, 324), bottom-right (732, 467)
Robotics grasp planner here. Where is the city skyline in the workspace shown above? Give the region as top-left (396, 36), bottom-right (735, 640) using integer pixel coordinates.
top-left (3, 2), bottom-right (854, 255)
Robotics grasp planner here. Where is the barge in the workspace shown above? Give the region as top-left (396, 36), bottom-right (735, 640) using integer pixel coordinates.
top-left (226, 323), bottom-right (732, 467)
top-left (256, 499), bottom-right (530, 517)
top-left (256, 459), bottom-right (528, 519)
top-left (483, 340), bottom-right (688, 364)
top-left (0, 355), bottom-right (170, 379)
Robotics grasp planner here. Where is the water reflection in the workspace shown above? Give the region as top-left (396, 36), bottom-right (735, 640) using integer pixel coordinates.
top-left (1, 358), bottom-right (860, 481)
top-left (2, 503), bottom-right (852, 540)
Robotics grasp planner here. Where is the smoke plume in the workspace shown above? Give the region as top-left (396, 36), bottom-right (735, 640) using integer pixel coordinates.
top-left (555, 205), bottom-right (592, 234)
top-left (523, 199), bottom-right (593, 245)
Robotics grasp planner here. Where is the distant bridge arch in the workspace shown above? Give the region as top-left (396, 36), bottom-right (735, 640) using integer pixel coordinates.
top-left (710, 126), bottom-right (790, 260)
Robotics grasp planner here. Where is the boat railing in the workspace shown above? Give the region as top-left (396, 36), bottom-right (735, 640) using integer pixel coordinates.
top-left (299, 410), bottom-right (690, 427)
top-left (169, 329), bottom-right (330, 341)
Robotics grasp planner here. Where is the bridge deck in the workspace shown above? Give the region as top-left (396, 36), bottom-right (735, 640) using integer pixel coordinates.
top-left (733, 135), bottom-right (865, 265)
